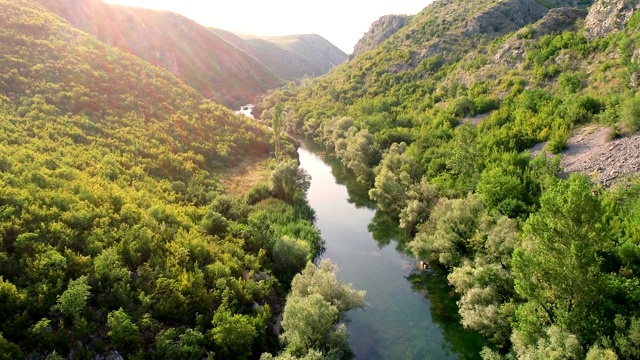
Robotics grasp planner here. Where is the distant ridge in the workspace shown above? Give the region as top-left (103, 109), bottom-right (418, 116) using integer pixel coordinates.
top-left (210, 30), bottom-right (348, 81)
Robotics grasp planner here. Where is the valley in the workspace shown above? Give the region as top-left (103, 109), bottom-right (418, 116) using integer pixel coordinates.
top-left (3, 0), bottom-right (640, 359)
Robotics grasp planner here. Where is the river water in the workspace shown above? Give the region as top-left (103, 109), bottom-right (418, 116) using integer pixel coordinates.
top-left (297, 144), bottom-right (485, 360)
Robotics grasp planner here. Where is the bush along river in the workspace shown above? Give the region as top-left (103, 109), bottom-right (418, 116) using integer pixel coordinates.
top-left (298, 141), bottom-right (487, 360)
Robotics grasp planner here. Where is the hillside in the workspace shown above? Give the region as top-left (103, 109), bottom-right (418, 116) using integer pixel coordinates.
top-left (235, 33), bottom-right (347, 81)
top-left (257, 0), bottom-right (640, 358)
top-left (0, 0), bottom-right (328, 358)
top-left (207, 27), bottom-right (261, 59)
top-left (36, 0), bottom-right (280, 108)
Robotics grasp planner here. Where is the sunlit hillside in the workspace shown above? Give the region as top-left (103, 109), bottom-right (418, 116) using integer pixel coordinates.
top-left (36, 0), bottom-right (281, 108)
top-left (0, 0), bottom-right (327, 358)
top-left (239, 33), bottom-right (347, 81)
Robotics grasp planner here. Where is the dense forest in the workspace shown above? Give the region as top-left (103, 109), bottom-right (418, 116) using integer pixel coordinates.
top-left (257, 0), bottom-right (640, 358)
top-left (0, 0), bottom-right (363, 359)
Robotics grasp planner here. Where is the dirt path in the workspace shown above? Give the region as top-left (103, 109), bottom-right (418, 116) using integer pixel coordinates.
top-left (221, 156), bottom-right (271, 195)
top-left (558, 126), bottom-right (640, 186)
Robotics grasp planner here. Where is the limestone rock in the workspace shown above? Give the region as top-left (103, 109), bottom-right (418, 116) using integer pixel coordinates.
top-left (585, 0), bottom-right (640, 40)
top-left (465, 0), bottom-right (548, 36)
top-left (494, 7), bottom-right (588, 66)
top-left (350, 15), bottom-right (413, 60)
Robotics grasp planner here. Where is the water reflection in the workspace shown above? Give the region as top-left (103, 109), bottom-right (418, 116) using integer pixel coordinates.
top-left (298, 142), bottom-right (486, 359)
top-left (301, 139), bottom-right (375, 209)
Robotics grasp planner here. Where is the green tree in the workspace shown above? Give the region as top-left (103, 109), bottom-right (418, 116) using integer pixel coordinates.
top-left (275, 260), bottom-right (365, 359)
top-left (0, 333), bottom-right (22, 360)
top-left (0, 277), bottom-right (24, 330)
top-left (270, 159), bottom-right (311, 202)
top-left (476, 166), bottom-right (528, 218)
top-left (369, 142), bottom-right (421, 216)
top-left (448, 259), bottom-right (514, 345)
top-left (409, 194), bottom-right (486, 268)
top-left (273, 103), bottom-right (284, 159)
top-left (585, 346), bottom-right (618, 360)
top-left (155, 328), bottom-right (205, 360)
top-left (558, 72), bottom-right (583, 95)
top-left (54, 276), bottom-right (91, 326)
top-left (398, 178), bottom-right (439, 236)
top-left (107, 308), bottom-right (141, 353)
top-left (512, 175), bottom-right (610, 346)
top-left (260, 349), bottom-right (324, 360)
top-left (272, 236), bottom-right (311, 282)
top-left (612, 315), bottom-right (640, 360)
top-left (290, 260), bottom-right (366, 314)
top-left (336, 128), bottom-right (379, 184)
top-left (210, 307), bottom-right (258, 360)
top-left (280, 293), bottom-right (341, 357)
top-left (621, 93), bottom-right (640, 134)
top-left (510, 326), bottom-right (583, 360)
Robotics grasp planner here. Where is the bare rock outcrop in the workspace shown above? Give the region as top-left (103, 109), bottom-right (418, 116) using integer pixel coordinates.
top-left (349, 15), bottom-right (413, 60)
top-left (533, 7), bottom-right (589, 37)
top-left (465, 0), bottom-right (548, 36)
top-left (585, 0), bottom-right (640, 40)
top-left (494, 7), bottom-right (588, 65)
top-left (350, 15), bottom-right (412, 60)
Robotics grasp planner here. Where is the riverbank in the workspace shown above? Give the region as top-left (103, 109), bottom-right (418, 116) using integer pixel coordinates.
top-left (298, 143), bottom-right (486, 359)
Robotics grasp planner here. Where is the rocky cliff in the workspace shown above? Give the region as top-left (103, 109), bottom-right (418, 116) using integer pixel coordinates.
top-left (350, 15), bottom-right (412, 61)
top-left (464, 0), bottom-right (548, 36)
top-left (585, 0), bottom-right (640, 40)
top-left (494, 7), bottom-right (588, 65)
top-left (376, 0), bottom-right (572, 72)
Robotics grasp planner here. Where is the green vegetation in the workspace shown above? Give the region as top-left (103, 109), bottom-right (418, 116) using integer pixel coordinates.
top-left (0, 0), bottom-right (349, 358)
top-left (257, 0), bottom-right (640, 358)
top-left (262, 260), bottom-right (366, 360)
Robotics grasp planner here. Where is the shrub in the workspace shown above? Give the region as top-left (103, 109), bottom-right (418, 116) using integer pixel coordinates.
top-left (621, 94), bottom-right (640, 134)
top-left (245, 183), bottom-right (272, 205)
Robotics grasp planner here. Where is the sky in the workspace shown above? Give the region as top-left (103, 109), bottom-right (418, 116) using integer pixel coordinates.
top-left (103, 1), bottom-right (430, 53)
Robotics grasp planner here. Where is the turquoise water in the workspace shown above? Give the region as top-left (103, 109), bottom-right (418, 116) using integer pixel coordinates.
top-left (298, 145), bottom-right (485, 360)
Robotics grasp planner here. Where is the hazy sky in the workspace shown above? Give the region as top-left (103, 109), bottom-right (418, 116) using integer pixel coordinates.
top-left (103, 1), bottom-right (430, 53)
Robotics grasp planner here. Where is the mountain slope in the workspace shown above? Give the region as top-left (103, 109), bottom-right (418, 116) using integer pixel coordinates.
top-left (208, 27), bottom-right (260, 58)
top-left (235, 33), bottom-right (347, 81)
top-left (257, 0), bottom-right (566, 120)
top-left (36, 0), bottom-right (280, 108)
top-left (256, 0), bottom-right (640, 358)
top-left (0, 0), bottom-right (316, 357)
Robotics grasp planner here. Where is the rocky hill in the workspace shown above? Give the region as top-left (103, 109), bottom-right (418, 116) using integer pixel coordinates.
top-left (36, 0), bottom-right (280, 108)
top-left (350, 15), bottom-right (413, 61)
top-left (494, 7), bottom-right (588, 65)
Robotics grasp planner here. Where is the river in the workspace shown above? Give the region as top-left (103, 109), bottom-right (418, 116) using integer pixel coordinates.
top-left (297, 143), bottom-right (485, 360)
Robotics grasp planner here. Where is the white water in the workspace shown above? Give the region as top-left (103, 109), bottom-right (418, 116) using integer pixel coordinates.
top-left (236, 104), bottom-right (254, 118)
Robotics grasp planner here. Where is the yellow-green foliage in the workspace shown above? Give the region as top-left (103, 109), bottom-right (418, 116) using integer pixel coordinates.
top-left (0, 0), bottom-right (321, 358)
